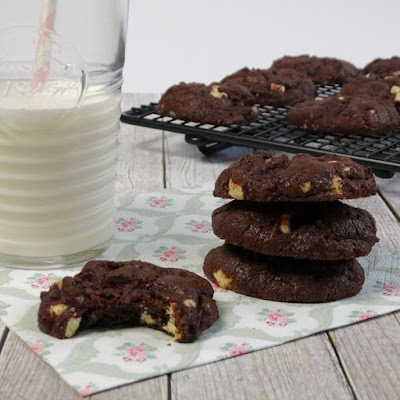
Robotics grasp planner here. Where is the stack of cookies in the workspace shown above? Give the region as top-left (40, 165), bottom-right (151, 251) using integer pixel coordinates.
top-left (203, 151), bottom-right (379, 303)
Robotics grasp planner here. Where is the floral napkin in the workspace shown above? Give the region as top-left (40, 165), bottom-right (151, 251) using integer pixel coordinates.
top-left (0, 186), bottom-right (400, 397)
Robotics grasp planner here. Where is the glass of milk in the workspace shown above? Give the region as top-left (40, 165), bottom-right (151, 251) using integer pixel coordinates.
top-left (0, 0), bottom-right (129, 268)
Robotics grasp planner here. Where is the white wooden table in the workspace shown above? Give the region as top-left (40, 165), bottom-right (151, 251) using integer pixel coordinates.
top-left (1, 93), bottom-right (400, 400)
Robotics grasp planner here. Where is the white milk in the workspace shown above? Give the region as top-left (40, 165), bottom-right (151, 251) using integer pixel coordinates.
top-left (0, 80), bottom-right (121, 257)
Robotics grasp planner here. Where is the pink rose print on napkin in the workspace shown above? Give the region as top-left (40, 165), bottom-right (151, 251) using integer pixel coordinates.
top-left (186, 219), bottom-right (212, 234)
top-left (256, 308), bottom-right (296, 327)
top-left (26, 339), bottom-right (53, 358)
top-left (155, 246), bottom-right (186, 263)
top-left (146, 196), bottom-right (173, 209)
top-left (373, 281), bottom-right (400, 297)
top-left (219, 342), bottom-right (252, 359)
top-left (116, 217), bottom-right (143, 233)
top-left (348, 309), bottom-right (378, 322)
top-left (211, 281), bottom-right (228, 293)
top-left (73, 383), bottom-right (98, 398)
top-left (25, 273), bottom-right (62, 290)
top-left (114, 342), bottom-right (157, 363)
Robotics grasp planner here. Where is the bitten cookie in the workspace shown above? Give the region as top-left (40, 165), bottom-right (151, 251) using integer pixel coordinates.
top-left (271, 55), bottom-right (359, 85)
top-left (363, 56), bottom-right (400, 78)
top-left (212, 200), bottom-right (378, 260)
top-left (341, 74), bottom-right (400, 106)
top-left (213, 151), bottom-right (377, 202)
top-left (155, 82), bottom-right (259, 126)
top-left (221, 67), bottom-right (317, 106)
top-left (286, 94), bottom-right (400, 136)
top-left (203, 244), bottom-right (365, 303)
top-left (38, 259), bottom-right (218, 342)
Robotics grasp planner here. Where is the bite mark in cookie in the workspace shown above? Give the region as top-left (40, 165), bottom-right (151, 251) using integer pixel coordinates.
top-left (38, 259), bottom-right (218, 342)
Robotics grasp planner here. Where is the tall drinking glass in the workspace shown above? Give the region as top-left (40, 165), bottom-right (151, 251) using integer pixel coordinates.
top-left (0, 0), bottom-right (129, 268)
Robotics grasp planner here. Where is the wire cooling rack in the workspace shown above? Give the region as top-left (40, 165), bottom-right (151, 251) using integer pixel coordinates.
top-left (121, 85), bottom-right (400, 178)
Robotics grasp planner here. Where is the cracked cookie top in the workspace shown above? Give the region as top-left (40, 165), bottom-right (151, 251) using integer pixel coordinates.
top-left (213, 151), bottom-right (377, 202)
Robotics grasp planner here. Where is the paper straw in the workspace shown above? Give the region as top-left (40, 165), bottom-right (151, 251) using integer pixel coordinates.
top-left (31, 0), bottom-right (58, 92)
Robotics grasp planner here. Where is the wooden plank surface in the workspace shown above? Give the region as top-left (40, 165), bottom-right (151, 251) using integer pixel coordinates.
top-left (377, 174), bottom-right (400, 218)
top-left (326, 188), bottom-right (400, 399)
top-left (172, 333), bottom-right (353, 400)
top-left (0, 331), bottom-right (81, 400)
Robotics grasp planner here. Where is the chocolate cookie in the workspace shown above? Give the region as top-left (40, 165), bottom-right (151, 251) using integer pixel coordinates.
top-left (203, 244), bottom-right (365, 302)
top-left (341, 74), bottom-right (400, 106)
top-left (221, 67), bottom-right (317, 106)
top-left (213, 151), bottom-right (377, 202)
top-left (156, 82), bottom-right (259, 126)
top-left (271, 55), bottom-right (359, 85)
top-left (38, 259), bottom-right (218, 342)
top-left (363, 56), bottom-right (400, 78)
top-left (212, 200), bottom-right (378, 260)
top-left (286, 94), bottom-right (400, 136)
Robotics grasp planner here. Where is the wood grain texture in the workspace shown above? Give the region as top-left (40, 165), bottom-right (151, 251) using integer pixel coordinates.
top-left (117, 94), bottom-right (164, 207)
top-left (0, 331), bottom-right (81, 400)
top-left (91, 376), bottom-right (168, 400)
top-left (164, 131), bottom-right (252, 188)
top-left (377, 174), bottom-right (400, 219)
top-left (171, 333), bottom-right (353, 400)
top-left (328, 191), bottom-right (400, 399)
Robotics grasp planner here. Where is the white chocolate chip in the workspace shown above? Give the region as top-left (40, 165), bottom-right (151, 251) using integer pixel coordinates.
top-left (271, 83), bottom-right (285, 92)
top-left (210, 85), bottom-right (228, 99)
top-left (140, 311), bottom-right (157, 325)
top-left (390, 85), bottom-right (400, 94)
top-left (369, 109), bottom-right (376, 114)
top-left (168, 111), bottom-right (176, 118)
top-left (279, 214), bottom-right (291, 234)
top-left (183, 299), bottom-right (196, 308)
top-left (213, 269), bottom-right (233, 289)
top-left (331, 175), bottom-right (343, 194)
top-left (55, 279), bottom-right (63, 290)
top-left (393, 70), bottom-right (400, 76)
top-left (338, 96), bottom-right (345, 100)
top-left (300, 181), bottom-right (311, 193)
top-left (228, 179), bottom-right (244, 200)
top-left (65, 317), bottom-right (82, 338)
top-left (49, 303), bottom-right (68, 318)
top-left (252, 105), bottom-right (259, 115)
top-left (315, 97), bottom-right (324, 101)
top-left (163, 303), bottom-right (182, 341)
top-left (343, 167), bottom-right (351, 172)
top-left (327, 160), bottom-right (338, 164)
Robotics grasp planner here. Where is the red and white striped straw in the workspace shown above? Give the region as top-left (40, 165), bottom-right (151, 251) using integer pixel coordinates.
top-left (31, 0), bottom-right (58, 92)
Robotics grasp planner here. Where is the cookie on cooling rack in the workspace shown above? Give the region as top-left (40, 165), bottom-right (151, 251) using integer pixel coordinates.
top-left (38, 259), bottom-right (218, 342)
top-left (271, 55), bottom-right (359, 85)
top-left (155, 82), bottom-right (259, 126)
top-left (212, 200), bottom-right (378, 260)
top-left (203, 244), bottom-right (365, 302)
top-left (363, 56), bottom-right (400, 78)
top-left (221, 67), bottom-right (317, 106)
top-left (341, 73), bottom-right (400, 106)
top-left (286, 94), bottom-right (400, 136)
top-left (213, 151), bottom-right (377, 202)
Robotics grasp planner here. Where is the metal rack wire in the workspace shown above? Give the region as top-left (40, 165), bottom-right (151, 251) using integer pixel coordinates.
top-left (121, 85), bottom-right (400, 178)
